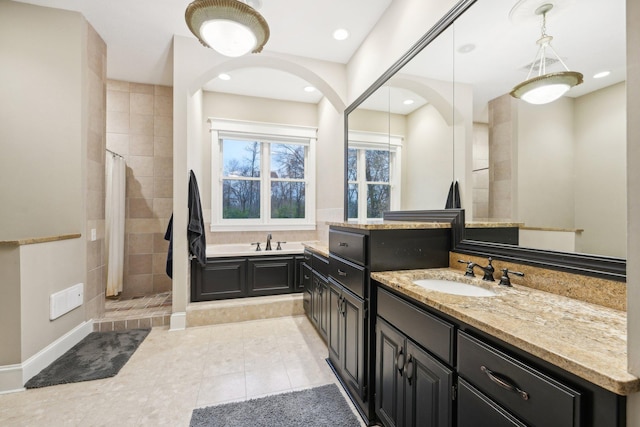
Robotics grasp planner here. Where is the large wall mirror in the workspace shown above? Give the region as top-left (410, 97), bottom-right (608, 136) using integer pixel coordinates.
top-left (344, 0), bottom-right (626, 280)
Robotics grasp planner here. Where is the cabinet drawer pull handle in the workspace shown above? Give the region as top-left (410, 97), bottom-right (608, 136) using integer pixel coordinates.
top-left (337, 269), bottom-right (347, 276)
top-left (396, 349), bottom-right (405, 374)
top-left (405, 355), bottom-right (414, 385)
top-left (481, 366), bottom-right (529, 401)
top-left (339, 242), bottom-right (349, 247)
top-left (304, 275), bottom-right (310, 280)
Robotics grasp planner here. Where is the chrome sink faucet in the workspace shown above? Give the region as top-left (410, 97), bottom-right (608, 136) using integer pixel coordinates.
top-left (265, 233), bottom-right (272, 251)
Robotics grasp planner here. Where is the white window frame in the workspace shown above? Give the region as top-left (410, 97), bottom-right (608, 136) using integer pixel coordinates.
top-left (348, 131), bottom-right (403, 221)
top-left (209, 118), bottom-right (316, 231)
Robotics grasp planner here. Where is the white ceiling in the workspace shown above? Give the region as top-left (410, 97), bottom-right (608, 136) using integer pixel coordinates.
top-left (13, 0), bottom-right (627, 116)
top-left (14, 0), bottom-right (393, 89)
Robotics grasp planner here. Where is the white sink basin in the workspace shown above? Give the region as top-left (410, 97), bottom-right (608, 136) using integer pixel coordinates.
top-left (412, 279), bottom-right (496, 297)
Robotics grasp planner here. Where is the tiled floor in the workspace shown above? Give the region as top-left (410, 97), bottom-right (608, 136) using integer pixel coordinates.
top-left (95, 292), bottom-right (173, 331)
top-left (0, 316), bottom-right (364, 426)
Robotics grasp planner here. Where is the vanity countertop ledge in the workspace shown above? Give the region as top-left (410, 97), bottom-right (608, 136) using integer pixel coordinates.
top-left (371, 268), bottom-right (639, 396)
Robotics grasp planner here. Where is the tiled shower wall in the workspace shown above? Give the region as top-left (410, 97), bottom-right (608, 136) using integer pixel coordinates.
top-left (85, 22), bottom-right (107, 320)
top-left (106, 80), bottom-right (173, 298)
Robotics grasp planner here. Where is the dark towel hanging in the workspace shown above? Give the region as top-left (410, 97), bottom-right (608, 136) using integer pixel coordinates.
top-left (188, 170), bottom-right (207, 267)
top-left (164, 170), bottom-right (207, 278)
top-left (164, 214), bottom-right (173, 278)
top-left (445, 180), bottom-right (461, 209)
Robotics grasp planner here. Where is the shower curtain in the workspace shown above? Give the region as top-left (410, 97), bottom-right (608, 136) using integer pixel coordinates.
top-left (105, 153), bottom-right (126, 297)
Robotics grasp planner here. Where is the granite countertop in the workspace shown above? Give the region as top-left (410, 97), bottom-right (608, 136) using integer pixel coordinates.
top-left (465, 221), bottom-right (524, 228)
top-left (302, 242), bottom-right (329, 258)
top-left (327, 221), bottom-right (451, 230)
top-left (371, 268), bottom-right (639, 396)
top-left (0, 233), bottom-right (81, 246)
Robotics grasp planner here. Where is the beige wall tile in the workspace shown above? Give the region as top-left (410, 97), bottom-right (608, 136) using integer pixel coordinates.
top-left (154, 116), bottom-right (172, 137)
top-left (129, 254), bottom-right (152, 275)
top-left (129, 198), bottom-right (154, 218)
top-left (154, 136), bottom-right (173, 157)
top-left (126, 218), bottom-right (167, 234)
top-left (128, 232), bottom-right (154, 254)
top-left (154, 85), bottom-right (172, 97)
top-left (128, 155), bottom-right (154, 177)
top-left (153, 273), bottom-right (172, 293)
top-left (86, 238), bottom-right (102, 270)
top-left (154, 177), bottom-right (173, 198)
top-left (107, 90), bottom-right (130, 113)
top-left (87, 159), bottom-right (104, 192)
top-left (153, 232), bottom-right (170, 253)
top-left (127, 176), bottom-right (154, 199)
top-left (106, 132), bottom-right (129, 156)
top-left (154, 157), bottom-right (172, 177)
top-left (131, 93), bottom-right (154, 115)
top-left (154, 96), bottom-right (172, 117)
top-left (88, 129), bottom-right (104, 163)
top-left (152, 253), bottom-right (168, 274)
top-left (130, 113), bottom-right (154, 136)
top-left (87, 189), bottom-right (105, 220)
top-left (130, 83), bottom-right (154, 94)
top-left (106, 111), bottom-right (129, 133)
top-left (130, 134), bottom-right (154, 156)
top-left (153, 198), bottom-right (173, 219)
top-left (107, 80), bottom-right (130, 92)
top-left (123, 274), bottom-right (153, 297)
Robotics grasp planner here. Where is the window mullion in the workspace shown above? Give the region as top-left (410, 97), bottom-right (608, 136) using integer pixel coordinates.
top-left (263, 142), bottom-right (269, 224)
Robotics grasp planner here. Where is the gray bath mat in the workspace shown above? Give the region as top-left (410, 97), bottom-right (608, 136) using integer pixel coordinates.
top-left (24, 328), bottom-right (150, 389)
top-left (190, 383), bottom-right (361, 427)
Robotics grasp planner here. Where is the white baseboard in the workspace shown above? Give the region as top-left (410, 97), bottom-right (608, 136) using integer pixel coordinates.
top-left (0, 320), bottom-right (93, 393)
top-left (170, 312), bottom-right (186, 331)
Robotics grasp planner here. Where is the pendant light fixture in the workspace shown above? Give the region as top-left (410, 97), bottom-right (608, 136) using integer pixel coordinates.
top-left (510, 3), bottom-right (583, 105)
top-left (185, 0), bottom-right (270, 57)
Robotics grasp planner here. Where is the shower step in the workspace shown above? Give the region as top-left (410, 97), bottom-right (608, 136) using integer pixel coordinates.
top-left (187, 293), bottom-right (304, 327)
top-left (94, 291), bottom-right (172, 331)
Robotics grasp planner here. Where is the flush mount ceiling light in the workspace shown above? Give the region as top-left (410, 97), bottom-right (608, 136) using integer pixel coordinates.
top-left (185, 0), bottom-right (270, 57)
top-left (510, 3), bottom-right (583, 105)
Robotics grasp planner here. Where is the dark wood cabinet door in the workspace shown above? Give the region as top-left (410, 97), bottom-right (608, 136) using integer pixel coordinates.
top-left (247, 257), bottom-right (293, 296)
top-left (404, 340), bottom-right (453, 427)
top-left (457, 378), bottom-right (527, 427)
top-left (376, 318), bottom-right (405, 427)
top-left (318, 274), bottom-right (329, 340)
top-left (341, 287), bottom-right (365, 400)
top-left (302, 264), bottom-right (312, 316)
top-left (328, 280), bottom-right (342, 368)
top-left (294, 255), bottom-right (305, 292)
top-left (311, 274), bottom-right (322, 327)
top-left (192, 258), bottom-right (246, 301)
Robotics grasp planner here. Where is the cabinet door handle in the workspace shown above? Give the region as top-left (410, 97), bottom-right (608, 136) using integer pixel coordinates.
top-left (339, 242), bottom-right (349, 247)
top-left (337, 269), bottom-right (347, 277)
top-left (481, 366), bottom-right (529, 401)
top-left (304, 275), bottom-right (310, 280)
top-left (396, 348), bottom-right (405, 374)
top-left (341, 298), bottom-right (347, 316)
top-left (404, 355), bottom-right (414, 386)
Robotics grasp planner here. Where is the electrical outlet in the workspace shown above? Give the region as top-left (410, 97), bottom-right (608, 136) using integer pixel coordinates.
top-left (91, 228), bottom-right (96, 241)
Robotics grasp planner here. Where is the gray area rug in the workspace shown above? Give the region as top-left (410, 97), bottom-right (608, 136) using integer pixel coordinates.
top-left (190, 383), bottom-right (361, 427)
top-left (25, 328), bottom-right (150, 389)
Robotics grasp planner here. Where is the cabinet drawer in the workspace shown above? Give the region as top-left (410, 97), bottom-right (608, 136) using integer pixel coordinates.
top-left (377, 287), bottom-right (454, 366)
top-left (312, 253), bottom-right (329, 278)
top-left (457, 378), bottom-right (527, 427)
top-left (458, 331), bottom-right (581, 427)
top-left (329, 254), bottom-right (365, 298)
top-left (329, 229), bottom-right (366, 265)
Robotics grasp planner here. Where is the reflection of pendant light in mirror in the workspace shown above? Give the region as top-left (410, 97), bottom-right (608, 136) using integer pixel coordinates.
top-left (185, 0), bottom-right (270, 57)
top-left (510, 3), bottom-right (583, 105)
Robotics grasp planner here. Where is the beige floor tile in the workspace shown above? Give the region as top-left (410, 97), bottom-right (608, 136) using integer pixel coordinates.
top-left (0, 315), bottom-right (368, 427)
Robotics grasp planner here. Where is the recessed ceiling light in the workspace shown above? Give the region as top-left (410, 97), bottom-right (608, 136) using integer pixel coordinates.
top-left (593, 71), bottom-right (611, 79)
top-left (304, 86), bottom-right (316, 93)
top-left (457, 43), bottom-right (476, 54)
top-left (333, 29), bottom-right (350, 41)
top-left (218, 73), bottom-right (231, 81)
top-left (403, 99), bottom-right (414, 105)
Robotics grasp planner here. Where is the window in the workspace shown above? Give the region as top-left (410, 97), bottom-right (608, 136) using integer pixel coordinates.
top-left (347, 131), bottom-right (402, 221)
top-left (210, 119), bottom-right (316, 231)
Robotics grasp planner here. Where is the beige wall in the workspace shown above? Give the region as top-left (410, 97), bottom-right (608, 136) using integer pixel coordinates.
top-left (472, 123), bottom-right (489, 218)
top-left (20, 239), bottom-right (85, 360)
top-left (574, 82), bottom-right (626, 257)
top-left (0, 246), bottom-right (21, 365)
top-left (85, 20), bottom-right (107, 321)
top-left (0, 1), bottom-right (83, 240)
top-left (106, 80), bottom-right (174, 298)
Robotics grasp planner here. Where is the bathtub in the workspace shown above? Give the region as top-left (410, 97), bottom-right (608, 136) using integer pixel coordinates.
top-left (205, 241), bottom-right (306, 258)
